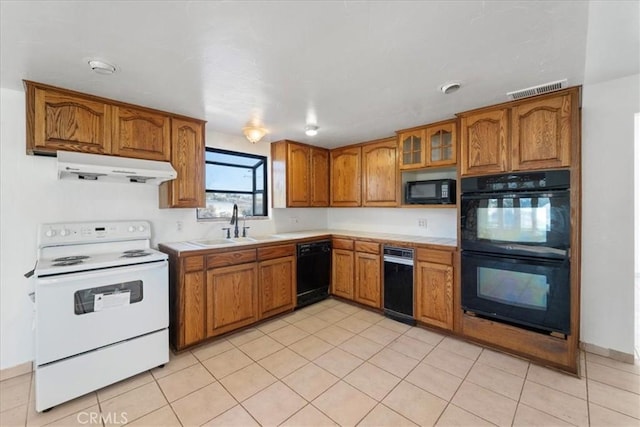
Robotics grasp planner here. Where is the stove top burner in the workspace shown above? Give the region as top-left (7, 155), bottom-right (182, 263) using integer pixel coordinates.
top-left (52, 260), bottom-right (85, 266)
top-left (121, 251), bottom-right (151, 258)
top-left (53, 255), bottom-right (90, 262)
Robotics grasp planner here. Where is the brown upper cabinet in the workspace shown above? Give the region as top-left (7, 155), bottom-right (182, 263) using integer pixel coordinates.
top-left (111, 106), bottom-right (170, 161)
top-left (361, 137), bottom-right (399, 207)
top-left (459, 88), bottom-right (578, 176)
top-left (25, 81), bottom-right (206, 208)
top-left (271, 140), bottom-right (329, 208)
top-left (397, 119), bottom-right (457, 170)
top-left (26, 81), bottom-right (171, 161)
top-left (330, 146), bottom-right (362, 207)
top-left (159, 118), bottom-right (205, 208)
top-left (27, 83), bottom-right (113, 155)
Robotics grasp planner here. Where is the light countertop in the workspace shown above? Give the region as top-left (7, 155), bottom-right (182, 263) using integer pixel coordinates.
top-left (159, 229), bottom-right (456, 254)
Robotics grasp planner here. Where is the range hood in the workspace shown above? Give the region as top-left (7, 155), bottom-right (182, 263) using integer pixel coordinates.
top-left (57, 151), bottom-right (177, 185)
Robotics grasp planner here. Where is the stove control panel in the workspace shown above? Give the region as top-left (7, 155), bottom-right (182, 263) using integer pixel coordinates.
top-left (38, 220), bottom-right (152, 247)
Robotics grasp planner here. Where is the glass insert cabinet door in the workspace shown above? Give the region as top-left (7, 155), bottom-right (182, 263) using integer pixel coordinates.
top-left (397, 120), bottom-right (457, 170)
top-left (399, 130), bottom-right (424, 169)
top-left (426, 123), bottom-right (456, 166)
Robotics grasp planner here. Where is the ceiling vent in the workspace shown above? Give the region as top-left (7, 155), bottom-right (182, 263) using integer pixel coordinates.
top-left (506, 79), bottom-right (568, 100)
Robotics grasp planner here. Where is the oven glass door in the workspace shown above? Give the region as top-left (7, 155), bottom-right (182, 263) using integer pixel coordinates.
top-left (35, 261), bottom-right (168, 365)
top-left (461, 190), bottom-right (570, 258)
top-left (461, 251), bottom-right (570, 334)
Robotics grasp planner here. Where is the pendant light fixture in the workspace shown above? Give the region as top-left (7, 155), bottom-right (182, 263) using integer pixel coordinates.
top-left (243, 126), bottom-right (267, 144)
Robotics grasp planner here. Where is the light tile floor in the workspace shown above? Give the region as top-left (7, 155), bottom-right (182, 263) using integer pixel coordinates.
top-left (1, 298), bottom-right (639, 426)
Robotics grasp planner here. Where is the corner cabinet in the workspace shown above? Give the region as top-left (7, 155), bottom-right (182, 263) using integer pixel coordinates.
top-left (160, 243), bottom-right (297, 351)
top-left (160, 118), bottom-right (205, 208)
top-left (271, 140), bottom-right (329, 208)
top-left (362, 138), bottom-right (399, 207)
top-left (459, 88), bottom-right (577, 176)
top-left (397, 119), bottom-right (457, 170)
top-left (415, 248), bottom-right (454, 330)
top-left (330, 146), bottom-right (362, 207)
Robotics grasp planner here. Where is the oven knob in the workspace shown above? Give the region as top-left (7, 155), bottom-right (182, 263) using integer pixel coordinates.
top-left (128, 226), bottom-right (136, 232)
top-left (45, 229), bottom-right (56, 237)
top-left (138, 225), bottom-right (145, 232)
top-left (59, 229), bottom-right (69, 237)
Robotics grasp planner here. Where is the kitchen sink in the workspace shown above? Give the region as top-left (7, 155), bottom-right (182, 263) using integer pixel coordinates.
top-left (189, 235), bottom-right (285, 247)
top-left (227, 237), bottom-right (256, 243)
top-left (189, 238), bottom-right (236, 246)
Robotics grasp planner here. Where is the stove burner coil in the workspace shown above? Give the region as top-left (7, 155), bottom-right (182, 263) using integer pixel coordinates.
top-left (121, 251), bottom-right (151, 258)
top-left (53, 255), bottom-right (90, 262)
top-left (52, 260), bottom-right (85, 266)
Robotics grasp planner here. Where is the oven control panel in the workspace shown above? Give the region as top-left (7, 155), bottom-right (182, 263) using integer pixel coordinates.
top-left (38, 220), bottom-right (151, 247)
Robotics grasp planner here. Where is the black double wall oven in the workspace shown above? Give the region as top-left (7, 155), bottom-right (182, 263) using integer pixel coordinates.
top-left (460, 170), bottom-right (571, 335)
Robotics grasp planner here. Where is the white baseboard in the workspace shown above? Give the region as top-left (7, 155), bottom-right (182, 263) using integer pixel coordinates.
top-left (580, 341), bottom-right (636, 364)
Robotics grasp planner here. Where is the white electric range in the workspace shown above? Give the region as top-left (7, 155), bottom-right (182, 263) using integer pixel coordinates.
top-left (31, 220), bottom-right (169, 412)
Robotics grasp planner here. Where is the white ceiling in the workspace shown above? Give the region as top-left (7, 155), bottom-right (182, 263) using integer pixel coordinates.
top-left (0, 1), bottom-right (637, 148)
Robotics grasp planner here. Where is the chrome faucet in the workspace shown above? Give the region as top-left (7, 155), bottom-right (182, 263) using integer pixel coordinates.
top-left (230, 204), bottom-right (239, 238)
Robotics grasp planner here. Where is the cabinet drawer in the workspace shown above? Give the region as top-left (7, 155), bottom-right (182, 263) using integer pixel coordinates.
top-left (416, 248), bottom-right (453, 265)
top-left (258, 244), bottom-right (296, 261)
top-left (355, 241), bottom-right (380, 254)
top-left (332, 238), bottom-right (354, 250)
top-left (183, 256), bottom-right (204, 272)
top-left (207, 249), bottom-right (257, 269)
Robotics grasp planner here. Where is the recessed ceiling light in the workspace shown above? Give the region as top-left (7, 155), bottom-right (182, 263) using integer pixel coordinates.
top-left (88, 60), bottom-right (117, 75)
top-left (440, 81), bottom-right (461, 94)
top-left (305, 125), bottom-right (319, 136)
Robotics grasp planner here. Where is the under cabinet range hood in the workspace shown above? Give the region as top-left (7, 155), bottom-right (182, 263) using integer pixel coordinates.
top-left (57, 151), bottom-right (177, 185)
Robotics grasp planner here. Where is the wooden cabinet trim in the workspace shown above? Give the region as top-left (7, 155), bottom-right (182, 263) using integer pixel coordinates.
top-left (257, 244), bottom-right (296, 261)
top-left (416, 248), bottom-right (453, 265)
top-left (183, 256), bottom-right (204, 272)
top-left (354, 241), bottom-right (380, 254)
top-left (206, 249), bottom-right (257, 269)
top-left (332, 238), bottom-right (354, 250)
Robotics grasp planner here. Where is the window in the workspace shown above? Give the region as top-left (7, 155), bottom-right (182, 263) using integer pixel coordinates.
top-left (197, 148), bottom-right (268, 220)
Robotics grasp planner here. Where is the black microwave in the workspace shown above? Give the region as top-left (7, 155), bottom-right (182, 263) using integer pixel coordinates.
top-left (405, 179), bottom-right (456, 205)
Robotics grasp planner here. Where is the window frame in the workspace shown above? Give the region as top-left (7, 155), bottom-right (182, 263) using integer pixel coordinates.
top-left (197, 147), bottom-right (268, 220)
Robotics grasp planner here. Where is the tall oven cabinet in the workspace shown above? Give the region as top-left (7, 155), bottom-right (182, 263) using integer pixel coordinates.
top-left (456, 86), bottom-right (582, 374)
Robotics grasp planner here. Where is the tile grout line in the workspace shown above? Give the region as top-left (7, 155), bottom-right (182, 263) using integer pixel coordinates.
top-left (150, 361), bottom-right (185, 427)
top-left (431, 347), bottom-right (498, 427)
top-left (584, 351), bottom-right (591, 427)
top-left (509, 358), bottom-right (532, 426)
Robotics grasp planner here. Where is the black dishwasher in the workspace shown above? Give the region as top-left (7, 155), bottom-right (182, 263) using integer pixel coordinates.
top-left (296, 240), bottom-right (331, 308)
top-left (383, 246), bottom-right (416, 325)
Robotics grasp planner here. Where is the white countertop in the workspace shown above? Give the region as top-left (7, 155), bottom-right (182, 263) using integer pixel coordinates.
top-left (159, 229), bottom-right (457, 254)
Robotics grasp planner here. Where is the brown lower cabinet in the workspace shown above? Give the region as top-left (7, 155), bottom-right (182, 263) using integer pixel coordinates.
top-left (206, 263), bottom-right (258, 337)
top-left (162, 243), bottom-right (296, 351)
top-left (258, 255), bottom-right (296, 318)
top-left (415, 248), bottom-right (454, 330)
top-left (331, 238), bottom-right (381, 309)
